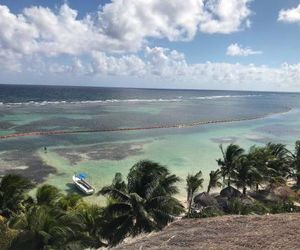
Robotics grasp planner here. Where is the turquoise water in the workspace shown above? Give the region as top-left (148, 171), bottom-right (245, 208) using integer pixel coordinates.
top-left (37, 109), bottom-right (300, 204)
top-left (1, 85), bottom-right (300, 204)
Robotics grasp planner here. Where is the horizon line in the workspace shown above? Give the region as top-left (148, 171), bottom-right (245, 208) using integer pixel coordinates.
top-left (0, 83), bottom-right (299, 95)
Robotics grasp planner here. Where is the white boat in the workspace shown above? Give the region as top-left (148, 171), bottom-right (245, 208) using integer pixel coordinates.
top-left (73, 173), bottom-right (95, 195)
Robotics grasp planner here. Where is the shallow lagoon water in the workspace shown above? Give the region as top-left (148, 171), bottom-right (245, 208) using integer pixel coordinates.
top-left (28, 110), bottom-right (300, 203)
top-left (1, 86), bottom-right (300, 204)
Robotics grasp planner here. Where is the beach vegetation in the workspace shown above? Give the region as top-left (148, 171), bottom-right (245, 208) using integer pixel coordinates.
top-left (217, 144), bottom-right (245, 187)
top-left (0, 174), bottom-right (34, 218)
top-left (207, 169), bottom-right (222, 194)
top-left (1, 141), bottom-right (300, 248)
top-left (186, 171), bottom-right (204, 216)
top-left (99, 160), bottom-right (184, 246)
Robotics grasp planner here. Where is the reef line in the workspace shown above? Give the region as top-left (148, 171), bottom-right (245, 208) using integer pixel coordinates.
top-left (0, 108), bottom-right (292, 140)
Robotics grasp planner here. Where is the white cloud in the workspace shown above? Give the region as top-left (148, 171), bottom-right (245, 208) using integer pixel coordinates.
top-left (3, 1), bottom-right (300, 90)
top-left (0, 50), bottom-right (23, 72)
top-left (199, 0), bottom-right (252, 34)
top-left (99, 0), bottom-right (252, 45)
top-left (90, 52), bottom-right (146, 76)
top-left (84, 47), bottom-right (300, 90)
top-left (226, 43), bottom-right (262, 56)
top-left (2, 46), bottom-right (300, 90)
top-left (145, 47), bottom-right (188, 76)
top-left (278, 4), bottom-right (300, 23)
top-left (47, 58), bottom-right (89, 74)
top-left (0, 1), bottom-right (253, 77)
top-left (0, 1), bottom-right (252, 59)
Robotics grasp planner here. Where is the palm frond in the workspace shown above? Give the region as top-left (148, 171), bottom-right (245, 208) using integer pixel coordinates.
top-left (98, 186), bottom-right (130, 202)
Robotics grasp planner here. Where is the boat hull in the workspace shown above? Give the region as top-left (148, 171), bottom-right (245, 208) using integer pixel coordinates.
top-left (72, 175), bottom-right (95, 195)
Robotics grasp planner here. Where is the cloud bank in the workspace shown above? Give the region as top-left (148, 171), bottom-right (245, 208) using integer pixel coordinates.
top-left (1, 1), bottom-right (300, 91)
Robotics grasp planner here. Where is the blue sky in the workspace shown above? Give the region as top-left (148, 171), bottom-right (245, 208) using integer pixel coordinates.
top-left (1, 0), bottom-right (300, 91)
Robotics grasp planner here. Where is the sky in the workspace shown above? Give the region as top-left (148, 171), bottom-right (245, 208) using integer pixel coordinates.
top-left (1, 0), bottom-right (300, 91)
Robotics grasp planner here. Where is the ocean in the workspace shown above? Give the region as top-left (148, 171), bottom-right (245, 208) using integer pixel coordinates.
top-left (1, 84), bottom-right (300, 203)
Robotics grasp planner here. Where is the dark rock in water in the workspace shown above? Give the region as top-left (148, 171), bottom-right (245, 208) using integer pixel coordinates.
top-left (220, 186), bottom-right (242, 199)
top-left (193, 192), bottom-right (217, 207)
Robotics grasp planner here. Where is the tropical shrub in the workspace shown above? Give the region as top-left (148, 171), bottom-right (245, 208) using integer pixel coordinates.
top-left (227, 199), bottom-right (269, 215)
top-left (99, 160), bottom-right (184, 246)
top-left (0, 216), bottom-right (19, 250)
top-left (189, 206), bottom-right (224, 218)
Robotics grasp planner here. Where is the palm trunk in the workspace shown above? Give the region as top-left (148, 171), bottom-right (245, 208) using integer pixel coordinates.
top-left (207, 185), bottom-right (211, 194)
top-left (187, 191), bottom-right (193, 216)
top-left (256, 183), bottom-right (259, 191)
top-left (243, 186), bottom-right (247, 195)
top-left (228, 176), bottom-right (231, 187)
top-left (188, 197), bottom-right (193, 216)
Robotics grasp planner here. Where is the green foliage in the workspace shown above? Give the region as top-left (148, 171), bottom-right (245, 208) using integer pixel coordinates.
top-left (57, 193), bottom-right (84, 211)
top-left (227, 199), bottom-right (269, 215)
top-left (8, 204), bottom-right (88, 249)
top-left (0, 216), bottom-right (19, 250)
top-left (0, 174), bottom-right (34, 218)
top-left (290, 140), bottom-right (300, 188)
top-left (186, 171), bottom-right (204, 215)
top-left (1, 180), bottom-right (104, 249)
top-left (189, 206), bottom-right (224, 218)
top-left (266, 200), bottom-right (300, 214)
top-left (207, 169), bottom-right (222, 193)
top-left (99, 160), bottom-right (184, 246)
top-left (36, 184), bottom-right (62, 206)
top-left (1, 139), bottom-right (300, 249)
top-left (217, 144), bottom-right (245, 187)
top-left (232, 156), bottom-right (261, 195)
top-left (249, 202), bottom-right (270, 215)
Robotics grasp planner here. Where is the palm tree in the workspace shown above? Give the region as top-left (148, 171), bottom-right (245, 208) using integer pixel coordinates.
top-left (0, 174), bottom-right (34, 218)
top-left (217, 144), bottom-right (245, 187)
top-left (76, 204), bottom-right (107, 248)
top-left (186, 171), bottom-right (204, 215)
top-left (9, 205), bottom-right (86, 249)
top-left (207, 169), bottom-right (222, 194)
top-left (99, 160), bottom-right (184, 246)
top-left (57, 193), bottom-right (84, 211)
top-left (246, 145), bottom-right (273, 190)
top-left (289, 140), bottom-right (300, 188)
top-left (265, 143), bottom-right (290, 178)
top-left (232, 156), bottom-right (260, 195)
top-left (36, 184), bottom-right (62, 206)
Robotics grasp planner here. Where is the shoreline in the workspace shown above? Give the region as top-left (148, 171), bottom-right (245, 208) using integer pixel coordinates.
top-left (0, 107), bottom-right (292, 140)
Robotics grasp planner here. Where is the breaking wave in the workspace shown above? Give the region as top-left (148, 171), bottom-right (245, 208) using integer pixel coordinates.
top-left (0, 94), bottom-right (260, 106)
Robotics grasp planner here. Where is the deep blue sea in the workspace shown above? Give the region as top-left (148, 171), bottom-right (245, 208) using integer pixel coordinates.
top-left (1, 84), bottom-right (299, 130)
top-left (0, 84), bottom-right (298, 105)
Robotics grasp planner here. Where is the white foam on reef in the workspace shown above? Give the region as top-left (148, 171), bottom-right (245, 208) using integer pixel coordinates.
top-left (190, 94), bottom-right (261, 100)
top-left (1, 98), bottom-right (183, 106)
top-left (0, 95), bottom-right (261, 106)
